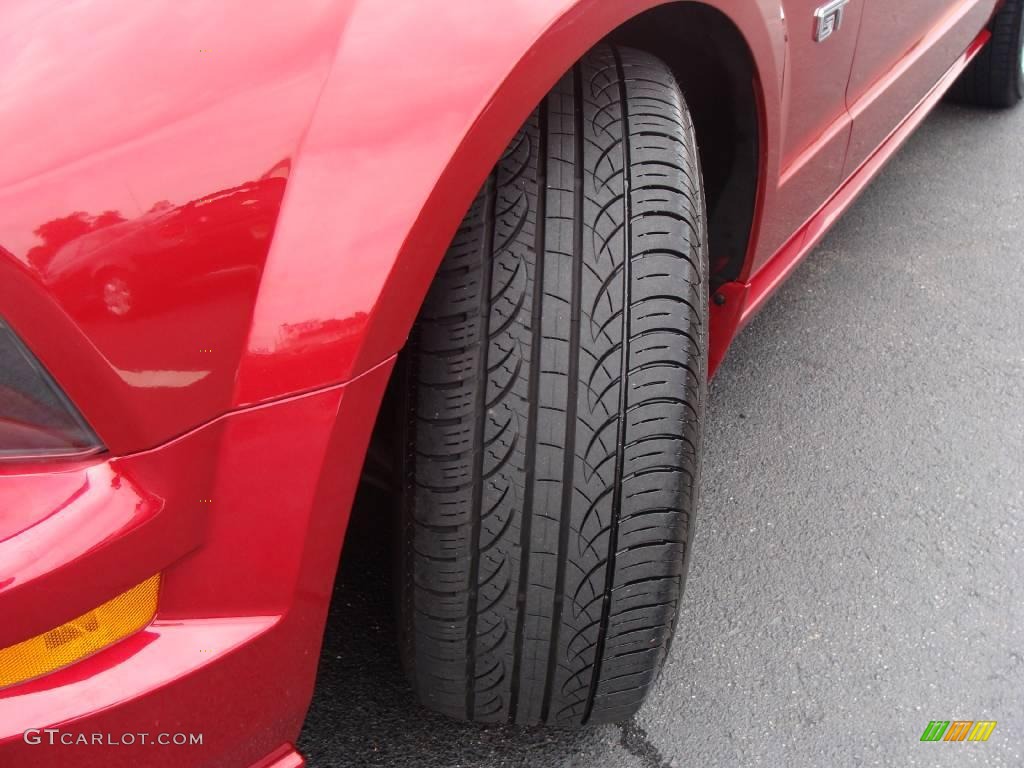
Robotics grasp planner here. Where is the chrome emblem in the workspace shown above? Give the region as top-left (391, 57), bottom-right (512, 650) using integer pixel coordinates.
top-left (814, 0), bottom-right (850, 42)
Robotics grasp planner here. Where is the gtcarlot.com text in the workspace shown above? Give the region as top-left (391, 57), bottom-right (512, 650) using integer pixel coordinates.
top-left (24, 729), bottom-right (203, 746)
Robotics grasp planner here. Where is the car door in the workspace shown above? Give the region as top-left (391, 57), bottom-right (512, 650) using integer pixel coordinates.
top-left (756, 0), bottom-right (865, 263)
top-left (843, 0), bottom-right (1000, 177)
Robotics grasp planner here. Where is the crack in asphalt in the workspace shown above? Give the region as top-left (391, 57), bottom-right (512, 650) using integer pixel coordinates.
top-left (619, 719), bottom-right (671, 768)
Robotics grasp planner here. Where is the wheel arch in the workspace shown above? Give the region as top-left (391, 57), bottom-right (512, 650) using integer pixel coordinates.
top-left (234, 0), bottom-right (784, 407)
top-left (611, 4), bottom-right (764, 290)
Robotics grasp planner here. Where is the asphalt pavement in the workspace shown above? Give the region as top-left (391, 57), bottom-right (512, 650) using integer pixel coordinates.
top-left (298, 101), bottom-right (1024, 767)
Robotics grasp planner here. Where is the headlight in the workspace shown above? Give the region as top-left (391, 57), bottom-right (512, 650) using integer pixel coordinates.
top-left (0, 317), bottom-right (102, 460)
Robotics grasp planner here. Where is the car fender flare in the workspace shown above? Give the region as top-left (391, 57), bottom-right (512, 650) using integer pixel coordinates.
top-left (234, 0), bottom-right (785, 407)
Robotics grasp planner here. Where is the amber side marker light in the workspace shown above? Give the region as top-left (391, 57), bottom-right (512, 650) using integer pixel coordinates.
top-left (0, 574), bottom-right (160, 689)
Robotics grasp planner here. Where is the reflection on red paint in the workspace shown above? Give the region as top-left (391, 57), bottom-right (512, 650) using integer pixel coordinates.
top-left (35, 162), bottom-right (288, 323)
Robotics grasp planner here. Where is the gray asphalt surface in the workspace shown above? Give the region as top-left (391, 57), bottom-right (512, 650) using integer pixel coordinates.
top-left (298, 101), bottom-right (1024, 767)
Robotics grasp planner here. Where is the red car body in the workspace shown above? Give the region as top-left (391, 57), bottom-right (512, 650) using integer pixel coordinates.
top-left (0, 1), bottom-right (1001, 765)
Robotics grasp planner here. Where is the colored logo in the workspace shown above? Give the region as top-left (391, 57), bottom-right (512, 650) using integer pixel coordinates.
top-left (920, 721), bottom-right (997, 742)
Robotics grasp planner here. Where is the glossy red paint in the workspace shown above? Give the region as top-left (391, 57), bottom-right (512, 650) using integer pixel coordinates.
top-left (0, 1), bottom-right (348, 454)
top-left (0, 0), bottom-right (1004, 765)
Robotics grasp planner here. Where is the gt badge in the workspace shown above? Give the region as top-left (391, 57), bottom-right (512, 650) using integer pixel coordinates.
top-left (814, 0), bottom-right (850, 42)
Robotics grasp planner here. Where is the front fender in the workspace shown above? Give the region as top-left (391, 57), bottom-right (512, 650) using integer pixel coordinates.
top-left (0, 0), bottom-right (350, 453)
top-left (236, 0), bottom-right (787, 405)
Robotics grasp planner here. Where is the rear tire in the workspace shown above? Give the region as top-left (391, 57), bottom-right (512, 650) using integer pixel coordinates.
top-left (400, 43), bottom-right (707, 726)
top-left (948, 0), bottom-right (1024, 108)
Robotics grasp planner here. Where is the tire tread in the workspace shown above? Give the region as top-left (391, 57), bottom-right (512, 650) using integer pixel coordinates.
top-left (948, 0), bottom-right (1024, 108)
top-left (402, 44), bottom-right (707, 726)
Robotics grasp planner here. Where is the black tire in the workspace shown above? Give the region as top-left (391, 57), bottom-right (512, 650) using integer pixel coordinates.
top-left (399, 43), bottom-right (707, 727)
top-left (948, 0), bottom-right (1024, 108)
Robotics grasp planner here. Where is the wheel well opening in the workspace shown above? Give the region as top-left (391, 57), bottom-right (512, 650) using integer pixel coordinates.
top-left (610, 3), bottom-right (761, 288)
top-left (358, 5), bottom-right (763, 494)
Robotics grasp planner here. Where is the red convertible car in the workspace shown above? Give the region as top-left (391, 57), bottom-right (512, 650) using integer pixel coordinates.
top-left (0, 1), bottom-right (1021, 765)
